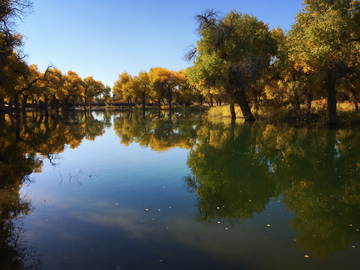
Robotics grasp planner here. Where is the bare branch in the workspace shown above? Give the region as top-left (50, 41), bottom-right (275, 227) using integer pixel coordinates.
top-left (183, 45), bottom-right (198, 62)
top-left (0, 0), bottom-right (34, 32)
top-left (195, 8), bottom-right (221, 32)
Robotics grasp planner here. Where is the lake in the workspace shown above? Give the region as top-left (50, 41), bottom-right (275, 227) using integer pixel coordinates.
top-left (0, 110), bottom-right (359, 270)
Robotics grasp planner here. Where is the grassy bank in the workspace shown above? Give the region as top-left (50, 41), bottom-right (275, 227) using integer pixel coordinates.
top-left (206, 100), bottom-right (360, 126)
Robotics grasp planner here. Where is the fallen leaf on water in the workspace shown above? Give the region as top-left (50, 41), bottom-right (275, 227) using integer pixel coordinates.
top-left (144, 209), bottom-right (148, 211)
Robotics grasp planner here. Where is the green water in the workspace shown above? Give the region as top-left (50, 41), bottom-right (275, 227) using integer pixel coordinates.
top-left (0, 111), bottom-right (359, 270)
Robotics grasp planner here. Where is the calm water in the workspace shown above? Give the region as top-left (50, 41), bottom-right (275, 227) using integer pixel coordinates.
top-left (0, 111), bottom-right (359, 270)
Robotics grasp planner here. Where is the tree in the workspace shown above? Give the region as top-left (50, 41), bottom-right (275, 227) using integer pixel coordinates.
top-left (287, 0), bottom-right (360, 124)
top-left (46, 67), bottom-right (67, 112)
top-left (149, 67), bottom-right (184, 110)
top-left (0, 0), bottom-right (33, 110)
top-left (113, 71), bottom-right (136, 109)
top-left (63, 70), bottom-right (84, 110)
top-left (135, 70), bottom-right (151, 111)
top-left (173, 69), bottom-right (197, 106)
top-left (82, 76), bottom-right (104, 109)
top-left (187, 10), bottom-right (277, 120)
top-left (101, 85), bottom-right (111, 101)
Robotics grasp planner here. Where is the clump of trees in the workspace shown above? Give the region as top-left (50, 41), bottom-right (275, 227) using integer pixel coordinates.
top-left (184, 1), bottom-right (360, 124)
top-left (0, 0), bottom-right (110, 116)
top-left (112, 68), bottom-right (198, 111)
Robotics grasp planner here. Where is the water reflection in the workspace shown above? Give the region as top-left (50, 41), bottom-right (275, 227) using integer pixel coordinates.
top-left (0, 111), bottom-right (110, 269)
top-left (112, 111), bottom-right (360, 261)
top-left (1, 110), bottom-right (360, 268)
top-left (184, 121), bottom-right (360, 261)
top-left (113, 110), bottom-right (203, 151)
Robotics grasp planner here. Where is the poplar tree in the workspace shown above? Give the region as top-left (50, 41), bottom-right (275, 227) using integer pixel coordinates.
top-left (187, 10), bottom-right (277, 120)
top-left (288, 0), bottom-right (360, 124)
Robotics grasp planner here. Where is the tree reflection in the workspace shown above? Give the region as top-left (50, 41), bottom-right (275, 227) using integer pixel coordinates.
top-left (185, 120), bottom-right (360, 261)
top-left (113, 110), bottom-right (202, 152)
top-left (0, 111), bottom-right (109, 269)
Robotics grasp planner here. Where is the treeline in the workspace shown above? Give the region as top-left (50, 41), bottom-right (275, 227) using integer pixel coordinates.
top-left (2, 0), bottom-right (360, 125)
top-left (0, 0), bottom-right (111, 116)
top-left (115, 0), bottom-right (360, 124)
top-left (188, 0), bottom-right (360, 125)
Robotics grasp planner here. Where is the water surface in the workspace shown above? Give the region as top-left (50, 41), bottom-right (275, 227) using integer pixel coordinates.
top-left (0, 111), bottom-right (359, 270)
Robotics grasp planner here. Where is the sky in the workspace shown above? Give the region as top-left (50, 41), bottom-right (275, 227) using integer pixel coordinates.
top-left (17, 0), bottom-right (303, 88)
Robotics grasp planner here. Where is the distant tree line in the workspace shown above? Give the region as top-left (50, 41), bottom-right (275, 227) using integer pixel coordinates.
top-left (0, 0), bottom-right (111, 116)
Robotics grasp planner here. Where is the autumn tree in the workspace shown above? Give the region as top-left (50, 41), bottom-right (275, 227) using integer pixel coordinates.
top-left (46, 67), bottom-right (67, 112)
top-left (0, 0), bottom-right (33, 111)
top-left (135, 70), bottom-right (151, 111)
top-left (187, 10), bottom-right (277, 120)
top-left (172, 69), bottom-right (197, 106)
top-left (287, 0), bottom-right (360, 124)
top-left (101, 85), bottom-right (111, 101)
top-left (149, 67), bottom-right (185, 110)
top-left (82, 76), bottom-right (104, 109)
top-left (113, 71), bottom-right (136, 109)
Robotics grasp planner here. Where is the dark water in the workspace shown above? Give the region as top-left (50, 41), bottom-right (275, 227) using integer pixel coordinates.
top-left (0, 111), bottom-right (359, 270)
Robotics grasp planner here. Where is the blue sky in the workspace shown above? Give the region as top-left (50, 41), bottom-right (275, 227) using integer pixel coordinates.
top-left (18, 0), bottom-right (303, 88)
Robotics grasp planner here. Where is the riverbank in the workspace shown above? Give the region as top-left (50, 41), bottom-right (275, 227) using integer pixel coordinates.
top-left (207, 100), bottom-right (360, 127)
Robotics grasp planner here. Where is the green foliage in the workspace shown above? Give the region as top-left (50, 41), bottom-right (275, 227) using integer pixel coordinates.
top-left (287, 0), bottom-right (360, 123)
top-left (187, 10), bottom-right (277, 120)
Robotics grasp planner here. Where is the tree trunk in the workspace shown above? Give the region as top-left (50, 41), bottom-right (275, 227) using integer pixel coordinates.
top-left (63, 95), bottom-right (70, 111)
top-left (0, 98), bottom-right (4, 113)
top-left (142, 92), bottom-right (146, 112)
top-left (252, 88), bottom-right (259, 110)
top-left (199, 95), bottom-right (203, 106)
top-left (22, 113), bottom-right (29, 134)
top-left (22, 95), bottom-right (28, 114)
top-left (294, 91), bottom-right (301, 110)
top-left (230, 103), bottom-right (236, 119)
top-left (14, 94), bottom-right (20, 119)
top-left (45, 112), bottom-right (50, 133)
top-left (15, 117), bottom-right (21, 141)
top-left (350, 87), bottom-right (358, 111)
top-left (54, 96), bottom-right (60, 113)
top-left (0, 112), bottom-right (5, 126)
top-left (166, 85), bottom-right (172, 111)
top-left (326, 72), bottom-right (337, 125)
top-left (32, 98), bottom-right (37, 110)
top-left (234, 90), bottom-right (255, 121)
top-left (44, 93), bottom-right (49, 116)
top-left (305, 92), bottom-right (312, 114)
